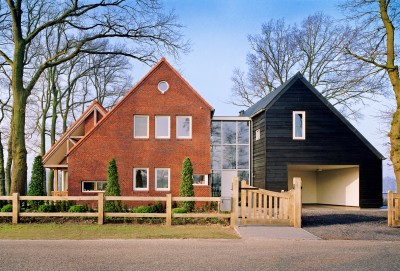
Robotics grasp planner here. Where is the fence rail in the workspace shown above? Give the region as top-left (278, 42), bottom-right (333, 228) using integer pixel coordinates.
top-left (388, 191), bottom-right (400, 227)
top-left (0, 193), bottom-right (230, 226)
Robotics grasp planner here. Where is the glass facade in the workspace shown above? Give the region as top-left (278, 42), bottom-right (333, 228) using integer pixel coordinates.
top-left (211, 119), bottom-right (250, 196)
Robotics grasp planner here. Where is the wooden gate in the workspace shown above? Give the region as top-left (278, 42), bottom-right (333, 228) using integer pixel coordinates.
top-left (231, 177), bottom-right (302, 227)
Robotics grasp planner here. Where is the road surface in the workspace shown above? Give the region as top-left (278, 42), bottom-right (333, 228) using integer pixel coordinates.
top-left (0, 239), bottom-right (399, 270)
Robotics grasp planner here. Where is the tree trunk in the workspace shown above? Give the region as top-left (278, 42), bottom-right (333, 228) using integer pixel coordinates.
top-left (10, 30), bottom-right (28, 195)
top-left (0, 132), bottom-right (5, 196)
top-left (47, 71), bottom-right (58, 195)
top-left (388, 73), bottom-right (400, 191)
top-left (5, 133), bottom-right (12, 195)
top-left (379, 0), bottom-right (400, 191)
top-left (10, 89), bottom-right (28, 195)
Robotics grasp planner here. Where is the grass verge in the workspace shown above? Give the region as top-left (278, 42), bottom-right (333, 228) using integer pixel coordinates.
top-left (0, 224), bottom-right (239, 240)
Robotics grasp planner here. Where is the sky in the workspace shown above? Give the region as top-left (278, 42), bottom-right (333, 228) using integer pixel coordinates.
top-left (131, 0), bottom-right (395, 179)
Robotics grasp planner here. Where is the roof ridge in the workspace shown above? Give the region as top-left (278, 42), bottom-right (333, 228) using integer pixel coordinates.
top-left (243, 72), bottom-right (302, 117)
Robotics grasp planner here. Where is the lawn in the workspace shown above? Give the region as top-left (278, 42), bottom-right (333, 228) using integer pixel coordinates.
top-left (0, 224), bottom-right (239, 240)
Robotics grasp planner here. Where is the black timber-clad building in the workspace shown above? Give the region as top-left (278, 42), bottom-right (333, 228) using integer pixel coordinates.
top-left (241, 72), bottom-right (384, 208)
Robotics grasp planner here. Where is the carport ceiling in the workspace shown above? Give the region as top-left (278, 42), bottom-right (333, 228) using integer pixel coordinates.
top-left (288, 165), bottom-right (358, 171)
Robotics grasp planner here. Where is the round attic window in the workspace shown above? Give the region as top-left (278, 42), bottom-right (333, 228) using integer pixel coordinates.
top-left (158, 81), bottom-right (169, 93)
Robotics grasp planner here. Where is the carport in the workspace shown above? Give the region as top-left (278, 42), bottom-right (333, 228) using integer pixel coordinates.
top-left (288, 165), bottom-right (360, 207)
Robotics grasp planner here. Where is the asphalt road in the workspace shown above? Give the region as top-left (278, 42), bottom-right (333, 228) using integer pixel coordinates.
top-left (0, 239), bottom-right (399, 271)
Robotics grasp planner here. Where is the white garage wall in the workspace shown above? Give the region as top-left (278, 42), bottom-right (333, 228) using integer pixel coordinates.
top-left (288, 170), bottom-right (317, 203)
top-left (317, 167), bottom-right (359, 207)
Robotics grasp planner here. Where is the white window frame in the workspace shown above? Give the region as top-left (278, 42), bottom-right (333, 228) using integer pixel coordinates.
top-left (155, 116), bottom-right (170, 139)
top-left (193, 174), bottom-right (208, 186)
top-left (133, 168), bottom-right (149, 191)
top-left (155, 168), bottom-right (170, 191)
top-left (134, 115), bottom-right (149, 139)
top-left (176, 116), bottom-right (192, 139)
top-left (293, 111), bottom-right (306, 140)
top-left (82, 181), bottom-right (107, 192)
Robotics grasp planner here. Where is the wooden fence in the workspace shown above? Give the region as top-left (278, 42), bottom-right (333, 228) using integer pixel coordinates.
top-left (0, 193), bottom-right (231, 226)
top-left (388, 191), bottom-right (400, 227)
top-left (231, 177), bottom-right (302, 228)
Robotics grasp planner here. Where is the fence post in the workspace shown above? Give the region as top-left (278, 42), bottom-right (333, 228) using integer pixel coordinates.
top-left (240, 181), bottom-right (247, 225)
top-left (388, 190), bottom-right (393, 226)
top-left (289, 190), bottom-right (294, 226)
top-left (293, 177), bottom-right (302, 228)
top-left (98, 192), bottom-right (105, 225)
top-left (230, 176), bottom-right (239, 228)
top-left (166, 194), bottom-right (172, 226)
top-left (12, 193), bottom-right (19, 224)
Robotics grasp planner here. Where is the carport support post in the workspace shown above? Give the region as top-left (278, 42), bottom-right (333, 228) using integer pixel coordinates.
top-left (293, 177), bottom-right (302, 228)
top-left (230, 176), bottom-right (239, 228)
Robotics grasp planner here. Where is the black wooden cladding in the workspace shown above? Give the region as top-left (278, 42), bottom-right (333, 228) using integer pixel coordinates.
top-left (251, 79), bottom-right (382, 207)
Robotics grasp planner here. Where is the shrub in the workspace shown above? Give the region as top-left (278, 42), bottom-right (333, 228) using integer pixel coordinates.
top-left (1, 204), bottom-right (12, 212)
top-left (154, 201), bottom-right (165, 213)
top-left (131, 205), bottom-right (157, 213)
top-left (179, 157), bottom-right (194, 212)
top-left (38, 204), bottom-right (56, 212)
top-left (68, 205), bottom-right (88, 213)
top-left (55, 201), bottom-right (76, 212)
top-left (172, 207), bottom-right (187, 214)
top-left (27, 156), bottom-right (46, 210)
top-left (105, 158), bottom-right (122, 212)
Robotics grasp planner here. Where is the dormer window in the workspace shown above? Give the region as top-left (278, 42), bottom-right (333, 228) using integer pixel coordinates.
top-left (293, 111), bottom-right (305, 140)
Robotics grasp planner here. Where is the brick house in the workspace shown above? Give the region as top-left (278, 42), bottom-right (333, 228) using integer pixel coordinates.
top-left (43, 58), bottom-right (213, 198)
top-left (43, 59), bottom-right (383, 208)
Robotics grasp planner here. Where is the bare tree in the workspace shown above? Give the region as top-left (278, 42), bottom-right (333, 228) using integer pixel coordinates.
top-left (87, 52), bottom-right (132, 109)
top-left (231, 13), bottom-right (385, 118)
top-left (0, 0), bottom-right (189, 195)
top-left (340, 0), bottom-right (399, 189)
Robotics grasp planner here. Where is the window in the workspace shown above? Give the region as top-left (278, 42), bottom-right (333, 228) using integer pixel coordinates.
top-left (176, 116), bottom-right (192, 139)
top-left (155, 116), bottom-right (170, 138)
top-left (134, 168), bottom-right (149, 191)
top-left (222, 121), bottom-right (236, 144)
top-left (82, 181), bottom-right (107, 192)
top-left (158, 81), bottom-right (169, 93)
top-left (293, 111), bottom-right (306, 140)
top-left (134, 115), bottom-right (149, 138)
top-left (155, 168), bottom-right (170, 191)
top-left (193, 174), bottom-right (208, 185)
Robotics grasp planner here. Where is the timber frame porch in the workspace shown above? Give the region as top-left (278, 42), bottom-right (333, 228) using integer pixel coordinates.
top-left (42, 101), bottom-right (107, 196)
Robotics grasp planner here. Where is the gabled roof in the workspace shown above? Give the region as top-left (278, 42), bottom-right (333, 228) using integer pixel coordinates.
top-left (243, 72), bottom-right (385, 160)
top-left (42, 100), bottom-right (107, 166)
top-left (67, 58), bottom-right (213, 156)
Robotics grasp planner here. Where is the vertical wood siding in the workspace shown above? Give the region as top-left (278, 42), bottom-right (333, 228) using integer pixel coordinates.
top-left (254, 79), bottom-right (382, 207)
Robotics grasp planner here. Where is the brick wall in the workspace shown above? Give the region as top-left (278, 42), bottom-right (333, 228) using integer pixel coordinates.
top-left (68, 60), bottom-right (212, 197)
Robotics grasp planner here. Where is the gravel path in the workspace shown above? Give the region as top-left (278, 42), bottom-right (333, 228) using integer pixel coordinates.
top-left (302, 206), bottom-right (400, 241)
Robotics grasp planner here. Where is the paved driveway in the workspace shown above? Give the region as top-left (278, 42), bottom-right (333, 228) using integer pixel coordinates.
top-left (1, 239), bottom-right (400, 271)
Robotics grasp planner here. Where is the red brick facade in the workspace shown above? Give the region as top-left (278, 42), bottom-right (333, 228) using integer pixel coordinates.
top-left (67, 59), bottom-right (212, 197)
